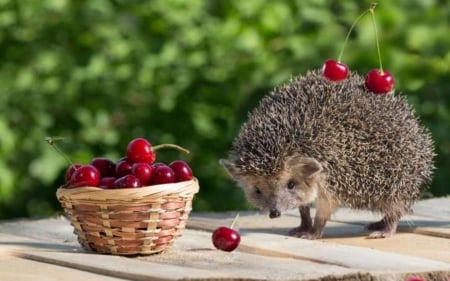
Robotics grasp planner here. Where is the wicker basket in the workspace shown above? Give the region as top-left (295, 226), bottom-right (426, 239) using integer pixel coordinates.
top-left (56, 178), bottom-right (200, 256)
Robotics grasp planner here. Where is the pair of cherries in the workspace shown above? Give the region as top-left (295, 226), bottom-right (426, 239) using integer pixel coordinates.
top-left (322, 59), bottom-right (394, 94)
top-left (321, 3), bottom-right (394, 95)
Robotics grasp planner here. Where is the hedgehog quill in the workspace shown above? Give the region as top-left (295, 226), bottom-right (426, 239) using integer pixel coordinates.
top-left (221, 70), bottom-right (435, 239)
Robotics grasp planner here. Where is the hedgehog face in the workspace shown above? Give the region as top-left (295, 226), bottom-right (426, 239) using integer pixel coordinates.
top-left (221, 156), bottom-right (325, 216)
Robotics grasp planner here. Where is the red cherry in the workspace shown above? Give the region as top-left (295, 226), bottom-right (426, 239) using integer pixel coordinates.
top-left (65, 163), bottom-right (82, 182)
top-left (126, 138), bottom-right (156, 164)
top-left (151, 165), bottom-right (175, 185)
top-left (115, 158), bottom-right (132, 177)
top-left (322, 59), bottom-right (349, 81)
top-left (69, 165), bottom-right (101, 188)
top-left (131, 163), bottom-right (153, 186)
top-left (99, 177), bottom-right (116, 189)
top-left (212, 226), bottom-right (241, 252)
top-left (90, 157), bottom-right (116, 177)
top-left (114, 175), bottom-right (141, 188)
top-left (169, 160), bottom-right (193, 182)
top-left (365, 69), bottom-right (394, 94)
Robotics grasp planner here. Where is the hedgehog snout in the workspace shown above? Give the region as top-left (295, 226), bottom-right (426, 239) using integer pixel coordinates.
top-left (269, 208), bottom-right (281, 218)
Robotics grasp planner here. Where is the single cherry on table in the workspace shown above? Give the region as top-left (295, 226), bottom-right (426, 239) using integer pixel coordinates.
top-left (212, 213), bottom-right (241, 252)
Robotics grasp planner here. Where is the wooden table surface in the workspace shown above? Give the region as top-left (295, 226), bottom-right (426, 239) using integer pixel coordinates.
top-left (0, 197), bottom-right (449, 281)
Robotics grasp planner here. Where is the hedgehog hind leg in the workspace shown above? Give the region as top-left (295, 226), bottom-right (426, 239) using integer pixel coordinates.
top-left (366, 207), bottom-right (408, 238)
top-left (366, 218), bottom-right (389, 231)
top-left (366, 202), bottom-right (411, 238)
top-left (366, 217), bottom-right (399, 238)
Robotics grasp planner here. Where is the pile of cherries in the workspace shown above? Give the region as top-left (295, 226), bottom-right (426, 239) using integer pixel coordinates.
top-left (64, 138), bottom-right (193, 189)
top-left (321, 3), bottom-right (394, 95)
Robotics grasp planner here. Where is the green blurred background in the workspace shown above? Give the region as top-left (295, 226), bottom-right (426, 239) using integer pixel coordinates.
top-left (0, 0), bottom-right (448, 219)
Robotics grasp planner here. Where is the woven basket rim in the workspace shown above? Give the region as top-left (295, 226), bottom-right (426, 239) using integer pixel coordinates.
top-left (56, 177), bottom-right (199, 202)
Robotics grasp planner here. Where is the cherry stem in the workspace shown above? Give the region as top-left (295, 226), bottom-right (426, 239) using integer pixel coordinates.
top-left (152, 144), bottom-right (190, 154)
top-left (369, 3), bottom-right (384, 74)
top-left (230, 213), bottom-right (240, 229)
top-left (45, 136), bottom-right (74, 166)
top-left (337, 5), bottom-right (373, 62)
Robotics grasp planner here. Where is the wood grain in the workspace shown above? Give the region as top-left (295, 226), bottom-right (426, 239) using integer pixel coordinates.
top-left (0, 197), bottom-right (449, 281)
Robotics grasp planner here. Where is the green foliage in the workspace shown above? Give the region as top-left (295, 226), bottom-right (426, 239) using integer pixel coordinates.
top-left (0, 0), bottom-right (448, 218)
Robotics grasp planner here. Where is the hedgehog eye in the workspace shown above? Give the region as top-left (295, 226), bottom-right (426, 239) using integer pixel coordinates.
top-left (255, 187), bottom-right (262, 195)
top-left (287, 180), bottom-right (296, 190)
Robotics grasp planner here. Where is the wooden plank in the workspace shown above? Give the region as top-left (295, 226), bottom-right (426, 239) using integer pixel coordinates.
top-left (3, 228), bottom-right (449, 281)
top-left (413, 196), bottom-right (450, 220)
top-left (0, 232), bottom-right (360, 281)
top-left (188, 211), bottom-right (450, 264)
top-left (15, 250), bottom-right (236, 281)
top-left (0, 216), bottom-right (78, 245)
top-left (189, 210), bottom-right (450, 239)
top-left (238, 231), bottom-right (450, 272)
top-left (139, 230), bottom-right (450, 281)
top-left (183, 223), bottom-right (450, 279)
top-left (411, 226), bottom-right (450, 238)
top-left (324, 233), bottom-right (450, 263)
top-left (0, 232), bottom-right (80, 255)
top-left (0, 255), bottom-right (127, 281)
top-left (0, 199), bottom-right (449, 281)
top-left (20, 243), bottom-right (358, 280)
top-left (325, 207), bottom-right (450, 238)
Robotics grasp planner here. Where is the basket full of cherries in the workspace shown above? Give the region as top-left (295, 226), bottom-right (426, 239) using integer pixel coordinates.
top-left (55, 137), bottom-right (199, 256)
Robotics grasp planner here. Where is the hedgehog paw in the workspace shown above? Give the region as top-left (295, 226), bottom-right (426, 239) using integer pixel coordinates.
top-left (366, 217), bottom-right (398, 238)
top-left (288, 227), bottom-right (320, 239)
top-left (288, 227), bottom-right (308, 237)
top-left (288, 227), bottom-right (312, 238)
top-left (368, 230), bottom-right (394, 239)
top-left (367, 223), bottom-right (397, 238)
top-left (299, 232), bottom-right (320, 240)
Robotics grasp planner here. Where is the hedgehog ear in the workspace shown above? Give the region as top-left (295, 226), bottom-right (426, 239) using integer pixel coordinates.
top-left (219, 159), bottom-right (240, 178)
top-left (287, 156), bottom-right (323, 178)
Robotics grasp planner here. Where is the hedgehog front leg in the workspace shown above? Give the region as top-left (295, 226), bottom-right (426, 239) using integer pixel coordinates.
top-left (307, 196), bottom-right (338, 239)
top-left (288, 206), bottom-right (313, 237)
top-left (289, 196), bottom-right (338, 239)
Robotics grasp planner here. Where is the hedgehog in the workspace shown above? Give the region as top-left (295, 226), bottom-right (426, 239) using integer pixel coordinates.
top-left (220, 69), bottom-right (435, 239)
